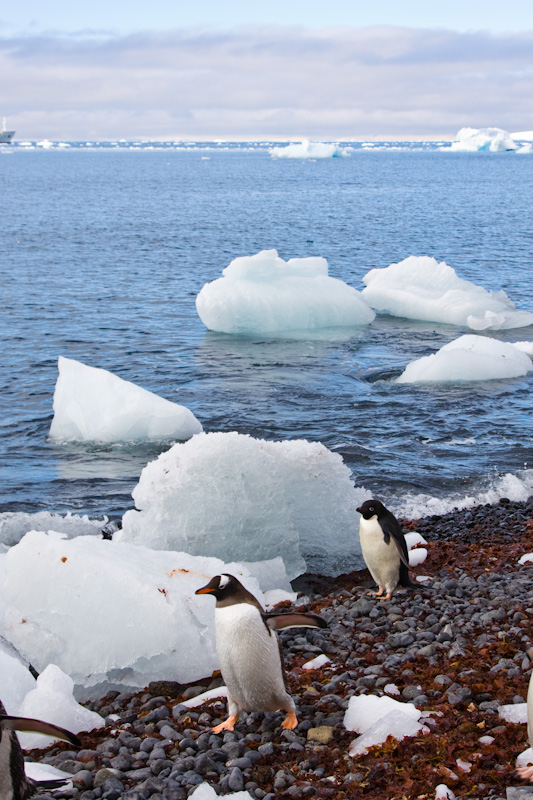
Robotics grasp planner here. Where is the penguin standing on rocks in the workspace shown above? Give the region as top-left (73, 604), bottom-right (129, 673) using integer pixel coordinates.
top-left (196, 573), bottom-right (327, 733)
top-left (357, 499), bottom-right (413, 600)
top-left (0, 699), bottom-right (81, 800)
top-left (516, 646), bottom-right (533, 781)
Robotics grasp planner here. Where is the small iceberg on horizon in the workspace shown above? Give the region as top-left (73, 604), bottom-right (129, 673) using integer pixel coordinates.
top-left (270, 140), bottom-right (349, 159)
top-left (450, 127), bottom-right (518, 152)
top-left (396, 334), bottom-right (533, 383)
top-left (49, 356), bottom-right (202, 443)
top-left (361, 256), bottom-right (533, 330)
top-left (196, 249), bottom-right (375, 334)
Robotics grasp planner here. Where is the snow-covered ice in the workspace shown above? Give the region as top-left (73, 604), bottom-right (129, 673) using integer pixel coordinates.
top-left (450, 127), bottom-right (518, 152)
top-left (397, 335), bottom-right (533, 383)
top-left (362, 256), bottom-right (533, 330)
top-left (196, 249), bottom-right (375, 334)
top-left (269, 140), bottom-right (348, 159)
top-left (0, 530), bottom-right (281, 692)
top-left (120, 431), bottom-right (370, 578)
top-left (0, 511), bottom-right (109, 548)
top-left (49, 356), bottom-right (202, 443)
top-left (16, 664), bottom-right (104, 749)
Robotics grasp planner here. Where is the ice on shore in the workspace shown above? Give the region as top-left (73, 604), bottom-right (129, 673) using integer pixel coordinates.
top-left (120, 431), bottom-right (369, 578)
top-left (270, 140), bottom-right (348, 159)
top-left (16, 665), bottom-right (104, 749)
top-left (362, 256), bottom-right (533, 330)
top-left (0, 530), bottom-right (276, 692)
top-left (344, 695), bottom-right (428, 756)
top-left (190, 784), bottom-right (254, 800)
top-left (49, 356), bottom-right (202, 443)
top-left (196, 249), bottom-right (375, 334)
top-left (498, 703), bottom-right (528, 724)
top-left (0, 641), bottom-right (36, 712)
top-left (450, 127), bottom-right (518, 152)
top-left (0, 511), bottom-right (109, 548)
top-left (397, 335), bottom-right (533, 383)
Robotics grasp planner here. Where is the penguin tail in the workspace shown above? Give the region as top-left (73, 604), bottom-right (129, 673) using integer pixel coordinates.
top-left (399, 563), bottom-right (416, 589)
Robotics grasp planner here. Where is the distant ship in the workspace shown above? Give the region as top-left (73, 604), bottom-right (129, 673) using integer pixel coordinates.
top-left (0, 118), bottom-right (15, 143)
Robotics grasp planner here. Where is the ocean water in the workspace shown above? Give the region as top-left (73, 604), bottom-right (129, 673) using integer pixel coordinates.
top-left (1, 141), bottom-right (533, 523)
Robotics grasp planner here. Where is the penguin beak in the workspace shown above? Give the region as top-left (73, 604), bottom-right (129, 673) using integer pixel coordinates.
top-left (356, 506), bottom-right (362, 514)
top-left (195, 577), bottom-right (218, 595)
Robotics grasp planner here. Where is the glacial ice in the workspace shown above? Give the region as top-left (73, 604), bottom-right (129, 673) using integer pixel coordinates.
top-left (49, 356), bottom-right (202, 443)
top-left (0, 530), bottom-right (277, 692)
top-left (16, 665), bottom-right (104, 749)
top-left (270, 140), bottom-right (348, 159)
top-left (119, 431), bottom-right (370, 578)
top-left (450, 127), bottom-right (518, 152)
top-left (0, 510), bottom-right (109, 548)
top-left (362, 256), bottom-right (533, 330)
top-left (397, 335), bottom-right (533, 383)
top-left (196, 249), bottom-right (375, 334)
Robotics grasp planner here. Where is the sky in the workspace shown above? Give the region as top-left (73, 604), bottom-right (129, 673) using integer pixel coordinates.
top-left (1, 0), bottom-right (533, 141)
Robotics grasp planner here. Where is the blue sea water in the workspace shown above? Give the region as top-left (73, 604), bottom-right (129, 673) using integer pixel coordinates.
top-left (1, 141), bottom-right (533, 522)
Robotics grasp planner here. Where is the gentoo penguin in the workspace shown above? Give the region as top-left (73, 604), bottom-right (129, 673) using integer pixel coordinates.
top-left (516, 646), bottom-right (533, 781)
top-left (0, 699), bottom-right (82, 800)
top-left (357, 499), bottom-right (412, 600)
top-left (196, 574), bottom-right (326, 733)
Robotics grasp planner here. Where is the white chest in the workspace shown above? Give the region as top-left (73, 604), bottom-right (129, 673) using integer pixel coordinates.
top-left (359, 515), bottom-right (399, 586)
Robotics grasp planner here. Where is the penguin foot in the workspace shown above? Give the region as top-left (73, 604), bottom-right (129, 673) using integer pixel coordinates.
top-left (368, 588), bottom-right (385, 597)
top-left (212, 715), bottom-right (238, 734)
top-left (281, 712), bottom-right (298, 730)
top-left (516, 765), bottom-right (533, 781)
top-left (378, 591), bottom-right (393, 600)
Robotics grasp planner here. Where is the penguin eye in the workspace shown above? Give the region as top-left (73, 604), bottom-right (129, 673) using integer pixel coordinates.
top-left (368, 506), bottom-right (374, 513)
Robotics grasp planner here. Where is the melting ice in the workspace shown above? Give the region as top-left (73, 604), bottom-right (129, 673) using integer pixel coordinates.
top-left (397, 334), bottom-right (533, 383)
top-left (49, 356), bottom-right (202, 443)
top-left (450, 127), bottom-right (518, 152)
top-left (119, 431), bottom-right (370, 578)
top-left (269, 140), bottom-right (348, 158)
top-left (196, 249), bottom-right (375, 334)
top-left (362, 256), bottom-right (533, 330)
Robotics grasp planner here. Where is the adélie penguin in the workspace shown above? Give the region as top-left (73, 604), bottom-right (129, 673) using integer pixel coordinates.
top-left (516, 646), bottom-right (533, 781)
top-left (0, 699), bottom-right (82, 800)
top-left (357, 499), bottom-right (413, 600)
top-left (196, 574), bottom-right (327, 733)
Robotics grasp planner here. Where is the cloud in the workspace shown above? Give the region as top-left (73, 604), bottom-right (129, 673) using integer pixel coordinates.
top-left (2, 25), bottom-right (532, 140)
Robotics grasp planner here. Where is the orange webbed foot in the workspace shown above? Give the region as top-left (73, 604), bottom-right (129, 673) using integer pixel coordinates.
top-left (281, 711), bottom-right (298, 730)
top-left (212, 715), bottom-right (238, 734)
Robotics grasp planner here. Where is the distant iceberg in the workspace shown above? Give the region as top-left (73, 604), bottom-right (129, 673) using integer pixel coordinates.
top-left (120, 431), bottom-right (370, 578)
top-left (511, 130), bottom-right (533, 142)
top-left (270, 140), bottom-right (349, 159)
top-left (49, 356), bottom-right (202, 443)
top-left (361, 256), bottom-right (533, 330)
top-left (397, 334), bottom-right (533, 383)
top-left (196, 249), bottom-right (375, 334)
top-left (450, 127), bottom-right (518, 152)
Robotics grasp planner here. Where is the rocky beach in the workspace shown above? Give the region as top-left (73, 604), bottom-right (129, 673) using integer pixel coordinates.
top-left (28, 497), bottom-right (533, 800)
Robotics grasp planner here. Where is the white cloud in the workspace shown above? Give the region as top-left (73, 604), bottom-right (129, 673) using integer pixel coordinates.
top-left (2, 25), bottom-right (533, 140)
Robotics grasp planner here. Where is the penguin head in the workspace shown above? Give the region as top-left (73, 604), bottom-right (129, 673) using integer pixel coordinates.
top-left (195, 573), bottom-right (244, 600)
top-left (357, 499), bottom-right (386, 520)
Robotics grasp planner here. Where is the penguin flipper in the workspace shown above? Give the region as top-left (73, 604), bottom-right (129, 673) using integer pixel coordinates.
top-left (264, 612), bottom-right (327, 631)
top-left (381, 514), bottom-right (410, 569)
top-left (0, 715), bottom-right (82, 747)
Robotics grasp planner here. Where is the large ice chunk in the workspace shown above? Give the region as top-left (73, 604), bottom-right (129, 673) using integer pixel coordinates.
top-left (196, 249), bottom-right (375, 334)
top-left (49, 356), bottom-right (202, 443)
top-left (270, 140), bottom-right (348, 158)
top-left (16, 664), bottom-right (104, 749)
top-left (0, 641), bottom-right (36, 713)
top-left (450, 127), bottom-right (518, 152)
top-left (0, 530), bottom-right (270, 692)
top-left (120, 431), bottom-right (369, 577)
top-left (0, 511), bottom-right (109, 548)
top-left (397, 335), bottom-right (533, 383)
top-left (362, 256), bottom-right (533, 330)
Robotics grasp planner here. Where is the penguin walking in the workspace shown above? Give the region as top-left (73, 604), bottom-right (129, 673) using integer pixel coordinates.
top-left (0, 699), bottom-right (82, 800)
top-left (357, 499), bottom-right (413, 600)
top-left (196, 574), bottom-right (327, 733)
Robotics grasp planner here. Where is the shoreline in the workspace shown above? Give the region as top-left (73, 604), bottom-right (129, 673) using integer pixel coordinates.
top-left (28, 496), bottom-right (533, 800)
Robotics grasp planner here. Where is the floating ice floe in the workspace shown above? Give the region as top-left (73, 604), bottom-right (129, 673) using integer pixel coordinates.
top-left (270, 140), bottom-right (348, 159)
top-left (0, 530), bottom-right (285, 693)
top-left (396, 335), bottom-right (533, 384)
top-left (49, 356), bottom-right (202, 443)
top-left (362, 256), bottom-right (533, 330)
top-left (343, 695), bottom-right (428, 756)
top-left (0, 510), bottom-right (109, 548)
top-left (196, 249), bottom-right (375, 334)
top-left (16, 664), bottom-right (104, 749)
top-left (119, 431), bottom-right (370, 578)
top-left (450, 127), bottom-right (518, 152)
